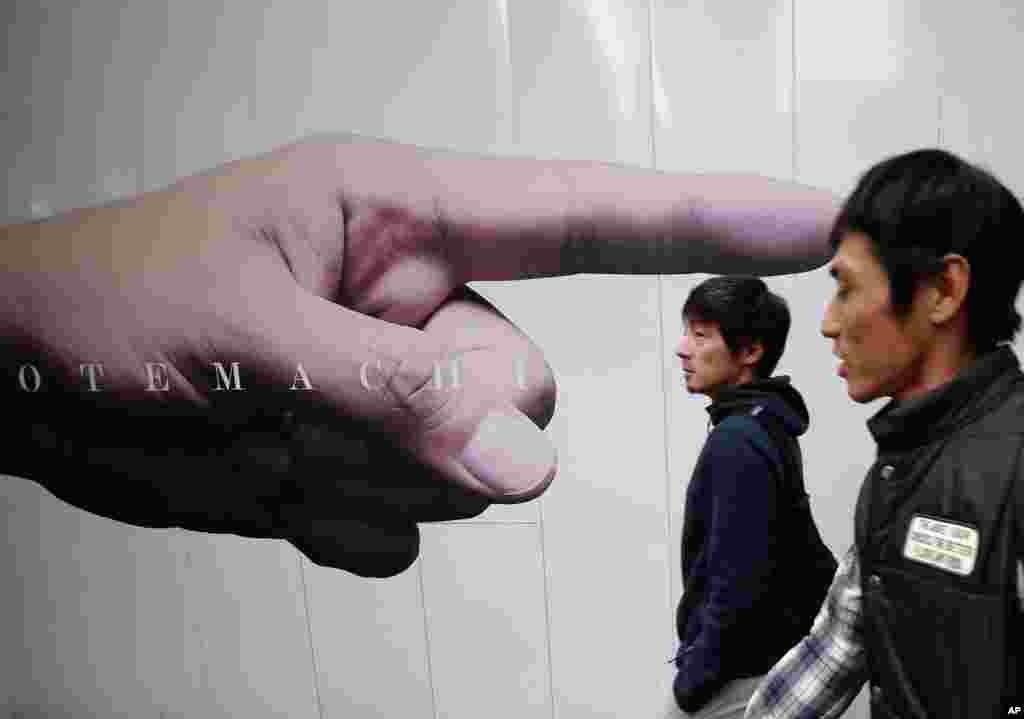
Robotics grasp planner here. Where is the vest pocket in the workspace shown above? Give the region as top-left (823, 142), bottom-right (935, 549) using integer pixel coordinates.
top-left (866, 565), bottom-right (1006, 719)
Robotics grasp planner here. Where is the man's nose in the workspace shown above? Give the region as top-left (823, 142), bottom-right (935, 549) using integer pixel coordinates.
top-left (821, 300), bottom-right (838, 339)
top-left (675, 335), bottom-right (691, 358)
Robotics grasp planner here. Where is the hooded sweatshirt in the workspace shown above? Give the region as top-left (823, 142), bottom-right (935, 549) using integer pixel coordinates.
top-left (673, 375), bottom-right (813, 713)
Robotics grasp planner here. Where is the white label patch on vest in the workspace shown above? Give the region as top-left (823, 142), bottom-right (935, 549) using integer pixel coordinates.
top-left (902, 515), bottom-right (979, 576)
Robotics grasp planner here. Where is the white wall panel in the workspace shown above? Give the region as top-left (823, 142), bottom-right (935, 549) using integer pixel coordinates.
top-left (652, 0), bottom-right (794, 178)
top-left (1, 2), bottom-right (145, 223)
top-left (420, 523), bottom-right (551, 719)
top-left (937, 2), bottom-right (1024, 196)
top-left (795, 0), bottom-right (941, 196)
top-left (137, 0), bottom-right (332, 190)
top-left (0, 478), bottom-right (195, 718)
top-left (490, 0), bottom-right (652, 163)
top-left (303, 560), bottom-right (434, 718)
top-left (174, 535), bottom-right (320, 719)
top-left (538, 275), bottom-right (671, 719)
top-left (299, 0), bottom-right (511, 156)
top-left (0, 482), bottom-right (319, 718)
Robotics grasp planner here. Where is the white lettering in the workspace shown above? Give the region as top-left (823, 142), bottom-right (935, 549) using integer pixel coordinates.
top-left (14, 353), bottom-right (547, 396)
top-left (145, 362), bottom-right (171, 392)
top-left (80, 363), bottom-right (105, 391)
top-left (290, 364), bottom-right (314, 391)
top-left (18, 364), bottom-right (41, 392)
top-left (211, 362), bottom-right (243, 391)
top-left (904, 515), bottom-right (979, 576)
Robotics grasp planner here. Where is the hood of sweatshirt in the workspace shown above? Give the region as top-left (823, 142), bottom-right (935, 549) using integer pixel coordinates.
top-left (705, 375), bottom-right (809, 437)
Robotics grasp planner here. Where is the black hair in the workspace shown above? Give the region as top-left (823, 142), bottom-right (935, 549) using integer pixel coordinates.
top-left (831, 148), bottom-right (1024, 351)
top-left (682, 275), bottom-right (790, 378)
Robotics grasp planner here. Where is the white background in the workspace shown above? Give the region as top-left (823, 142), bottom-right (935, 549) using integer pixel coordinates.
top-left (3, 1), bottom-right (1023, 717)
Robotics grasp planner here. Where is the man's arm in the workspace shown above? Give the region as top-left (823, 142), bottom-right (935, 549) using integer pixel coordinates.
top-left (744, 546), bottom-right (869, 719)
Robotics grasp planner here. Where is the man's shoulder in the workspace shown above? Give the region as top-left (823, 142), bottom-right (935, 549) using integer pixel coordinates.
top-left (708, 412), bottom-right (785, 462)
top-left (711, 411), bottom-right (765, 439)
top-left (967, 375), bottom-right (1024, 437)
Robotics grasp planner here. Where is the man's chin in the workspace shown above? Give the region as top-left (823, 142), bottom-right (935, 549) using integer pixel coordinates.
top-left (846, 381), bottom-right (881, 404)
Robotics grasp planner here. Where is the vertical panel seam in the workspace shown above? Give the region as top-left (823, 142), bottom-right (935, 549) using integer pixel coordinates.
top-left (647, 0), bottom-right (659, 170)
top-left (417, 557), bottom-right (441, 719)
top-left (538, 499), bottom-right (558, 719)
top-left (647, 0), bottom-right (676, 663)
top-left (791, 0), bottom-right (798, 181)
top-left (297, 555), bottom-right (326, 719)
top-left (658, 278), bottom-right (675, 652)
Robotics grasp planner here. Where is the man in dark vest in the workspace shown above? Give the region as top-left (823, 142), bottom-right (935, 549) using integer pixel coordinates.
top-left (670, 276), bottom-right (837, 718)
top-left (745, 149), bottom-right (1024, 719)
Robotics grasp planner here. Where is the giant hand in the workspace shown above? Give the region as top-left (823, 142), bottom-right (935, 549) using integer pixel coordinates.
top-left (0, 133), bottom-right (838, 576)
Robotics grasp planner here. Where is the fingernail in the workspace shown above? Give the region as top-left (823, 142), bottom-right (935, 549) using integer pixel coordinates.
top-left (459, 410), bottom-right (557, 500)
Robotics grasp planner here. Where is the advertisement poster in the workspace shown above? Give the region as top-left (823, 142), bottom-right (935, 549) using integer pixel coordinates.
top-left (2, 3), bottom-right (1022, 718)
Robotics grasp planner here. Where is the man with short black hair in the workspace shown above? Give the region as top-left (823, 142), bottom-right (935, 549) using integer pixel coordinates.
top-left (670, 275), bottom-right (837, 718)
top-left (745, 149), bottom-right (1024, 719)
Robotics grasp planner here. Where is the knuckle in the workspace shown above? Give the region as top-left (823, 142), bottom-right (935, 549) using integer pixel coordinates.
top-left (379, 355), bottom-right (459, 431)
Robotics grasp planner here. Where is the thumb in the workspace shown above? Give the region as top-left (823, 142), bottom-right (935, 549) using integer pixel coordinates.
top-left (250, 290), bottom-right (557, 502)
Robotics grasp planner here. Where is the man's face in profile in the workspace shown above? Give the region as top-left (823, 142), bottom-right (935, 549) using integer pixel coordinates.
top-left (822, 231), bottom-right (936, 403)
top-left (675, 318), bottom-right (751, 401)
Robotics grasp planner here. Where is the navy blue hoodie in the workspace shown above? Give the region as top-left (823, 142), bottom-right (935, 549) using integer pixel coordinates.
top-left (673, 375), bottom-right (816, 713)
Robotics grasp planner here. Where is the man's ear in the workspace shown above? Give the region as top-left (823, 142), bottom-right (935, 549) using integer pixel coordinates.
top-left (929, 254), bottom-right (971, 325)
top-left (740, 341), bottom-right (765, 369)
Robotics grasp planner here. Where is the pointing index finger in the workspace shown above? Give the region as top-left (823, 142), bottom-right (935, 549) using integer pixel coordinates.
top-left (308, 133), bottom-right (839, 281)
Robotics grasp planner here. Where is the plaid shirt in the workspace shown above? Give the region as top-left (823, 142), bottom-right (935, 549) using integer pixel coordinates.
top-left (744, 546), bottom-right (1024, 719)
top-left (743, 545), bottom-right (867, 719)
